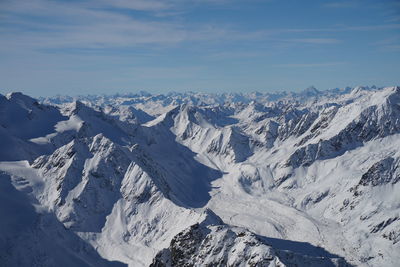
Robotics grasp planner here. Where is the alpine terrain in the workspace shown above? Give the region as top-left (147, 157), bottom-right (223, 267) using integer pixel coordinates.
top-left (1, 86), bottom-right (399, 267)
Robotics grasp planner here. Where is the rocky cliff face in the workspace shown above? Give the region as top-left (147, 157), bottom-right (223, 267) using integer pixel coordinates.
top-left (151, 211), bottom-right (348, 267)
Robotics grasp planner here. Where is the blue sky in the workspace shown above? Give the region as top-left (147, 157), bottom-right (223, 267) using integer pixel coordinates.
top-left (0, 0), bottom-right (399, 96)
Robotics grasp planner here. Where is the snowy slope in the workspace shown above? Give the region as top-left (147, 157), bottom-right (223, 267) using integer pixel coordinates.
top-left (0, 167), bottom-right (125, 267)
top-left (0, 86), bottom-right (399, 267)
top-left (0, 93), bottom-right (66, 160)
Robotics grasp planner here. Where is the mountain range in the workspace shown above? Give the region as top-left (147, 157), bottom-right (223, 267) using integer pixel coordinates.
top-left (1, 86), bottom-right (399, 266)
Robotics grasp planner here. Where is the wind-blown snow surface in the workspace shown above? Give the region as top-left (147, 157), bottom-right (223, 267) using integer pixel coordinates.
top-left (1, 86), bottom-right (400, 266)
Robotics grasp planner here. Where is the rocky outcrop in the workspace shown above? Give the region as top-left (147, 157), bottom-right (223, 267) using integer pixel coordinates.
top-left (151, 211), bottom-right (349, 267)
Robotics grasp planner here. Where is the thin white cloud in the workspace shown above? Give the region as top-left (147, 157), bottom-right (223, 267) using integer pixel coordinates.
top-left (206, 51), bottom-right (272, 60)
top-left (1, 0), bottom-right (279, 52)
top-left (345, 24), bottom-right (400, 31)
top-left (0, 0), bottom-right (237, 49)
top-left (289, 38), bottom-right (341, 44)
top-left (384, 45), bottom-right (400, 51)
top-left (282, 24), bottom-right (400, 34)
top-left (324, 1), bottom-right (358, 8)
top-left (374, 36), bottom-right (400, 51)
top-left (0, 0), bottom-right (398, 54)
top-left (100, 0), bottom-right (171, 11)
top-left (276, 62), bottom-right (346, 68)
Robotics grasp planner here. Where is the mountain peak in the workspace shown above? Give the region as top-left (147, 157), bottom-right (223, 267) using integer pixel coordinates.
top-left (6, 92), bottom-right (39, 109)
top-left (300, 86), bottom-right (320, 96)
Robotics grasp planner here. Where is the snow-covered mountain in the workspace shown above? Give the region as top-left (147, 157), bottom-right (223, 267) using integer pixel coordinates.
top-left (1, 86), bottom-right (399, 266)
